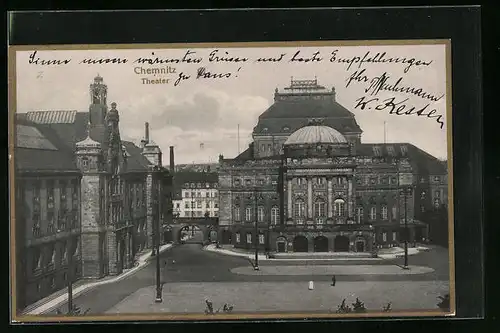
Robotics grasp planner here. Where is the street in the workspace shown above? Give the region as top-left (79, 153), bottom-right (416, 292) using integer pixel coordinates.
top-left (46, 232), bottom-right (450, 315)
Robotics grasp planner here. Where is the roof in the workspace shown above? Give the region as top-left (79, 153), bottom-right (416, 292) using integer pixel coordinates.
top-left (253, 99), bottom-right (362, 135)
top-left (357, 143), bottom-right (447, 175)
top-left (285, 125), bottom-right (348, 145)
top-left (17, 111), bottom-right (152, 173)
top-left (121, 141), bottom-right (154, 172)
top-left (15, 120), bottom-right (80, 173)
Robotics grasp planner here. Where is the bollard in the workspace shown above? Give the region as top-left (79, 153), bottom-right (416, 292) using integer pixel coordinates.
top-left (308, 281), bottom-right (314, 290)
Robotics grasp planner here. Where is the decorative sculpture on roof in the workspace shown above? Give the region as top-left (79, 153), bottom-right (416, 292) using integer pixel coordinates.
top-left (307, 118), bottom-right (325, 126)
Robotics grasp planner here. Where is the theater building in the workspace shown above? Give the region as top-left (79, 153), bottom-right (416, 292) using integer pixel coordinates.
top-left (217, 79), bottom-right (447, 253)
top-left (15, 75), bottom-right (171, 310)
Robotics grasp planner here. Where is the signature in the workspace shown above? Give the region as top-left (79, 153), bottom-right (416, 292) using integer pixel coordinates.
top-left (354, 96), bottom-right (445, 129)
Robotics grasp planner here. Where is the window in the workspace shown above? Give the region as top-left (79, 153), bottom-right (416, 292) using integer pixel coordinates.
top-left (392, 232), bottom-right (397, 241)
top-left (259, 234), bottom-right (265, 244)
top-left (245, 207), bottom-right (252, 222)
top-left (421, 205), bottom-right (426, 212)
top-left (50, 277), bottom-right (56, 289)
top-left (197, 192), bottom-right (201, 197)
top-left (60, 180), bottom-right (67, 205)
top-left (435, 190), bottom-right (441, 198)
top-left (32, 248), bottom-right (41, 271)
top-left (206, 202), bottom-right (211, 209)
top-left (235, 233), bottom-right (240, 243)
top-left (387, 146), bottom-right (395, 156)
top-left (176, 203), bottom-right (180, 208)
top-left (392, 206), bottom-right (397, 219)
top-left (63, 272), bottom-right (67, 281)
top-left (294, 199), bottom-right (305, 217)
top-left (314, 199), bottom-right (326, 217)
top-left (71, 180), bottom-right (79, 210)
top-left (234, 179), bottom-right (241, 186)
top-left (47, 180), bottom-right (55, 210)
top-left (370, 207), bottom-right (377, 220)
top-left (382, 232), bottom-right (387, 242)
top-left (234, 206), bottom-right (240, 221)
top-left (185, 202), bottom-right (190, 209)
top-left (246, 179), bottom-right (252, 186)
top-left (81, 157), bottom-right (89, 167)
top-left (271, 206), bottom-right (279, 224)
top-left (197, 201), bottom-right (202, 209)
top-left (381, 206), bottom-right (388, 220)
top-left (373, 146), bottom-right (382, 157)
top-left (197, 183), bottom-right (201, 188)
top-left (214, 203), bottom-right (218, 208)
top-left (257, 206), bottom-right (264, 222)
top-left (184, 191), bottom-right (189, 198)
top-left (267, 144), bottom-right (272, 152)
top-left (246, 233), bottom-right (252, 244)
top-left (421, 191), bottom-right (426, 200)
top-left (434, 176), bottom-right (441, 182)
top-left (434, 198), bottom-right (441, 207)
top-left (356, 207), bottom-right (363, 224)
top-left (334, 199), bottom-right (345, 217)
top-left (400, 145), bottom-right (408, 156)
top-left (258, 179), bottom-right (264, 185)
top-left (316, 177), bottom-right (325, 185)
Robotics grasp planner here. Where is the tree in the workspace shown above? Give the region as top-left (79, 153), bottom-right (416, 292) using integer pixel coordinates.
top-left (352, 298), bottom-right (367, 313)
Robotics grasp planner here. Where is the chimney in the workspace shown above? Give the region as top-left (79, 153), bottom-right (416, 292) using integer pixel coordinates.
top-left (145, 122), bottom-right (150, 144)
top-left (169, 146), bottom-right (175, 174)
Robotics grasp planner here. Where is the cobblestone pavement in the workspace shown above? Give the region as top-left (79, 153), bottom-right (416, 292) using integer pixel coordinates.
top-left (231, 265), bottom-right (435, 276)
top-left (106, 281), bottom-right (450, 314)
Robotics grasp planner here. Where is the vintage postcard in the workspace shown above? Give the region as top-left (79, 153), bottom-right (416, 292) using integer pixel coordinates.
top-left (9, 41), bottom-right (454, 322)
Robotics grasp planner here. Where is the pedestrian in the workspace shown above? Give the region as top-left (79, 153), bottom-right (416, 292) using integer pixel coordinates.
top-left (331, 275), bottom-right (336, 286)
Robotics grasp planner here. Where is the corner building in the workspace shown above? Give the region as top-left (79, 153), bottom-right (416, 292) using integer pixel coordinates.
top-left (218, 79), bottom-right (447, 254)
top-left (15, 75), bottom-right (172, 310)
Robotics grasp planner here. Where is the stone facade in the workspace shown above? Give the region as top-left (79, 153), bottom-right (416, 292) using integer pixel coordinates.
top-left (15, 75), bottom-right (172, 310)
top-left (218, 79), bottom-right (447, 253)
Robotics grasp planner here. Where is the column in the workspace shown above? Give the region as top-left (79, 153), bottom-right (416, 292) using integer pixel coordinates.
top-left (287, 179), bottom-right (292, 219)
top-left (327, 178), bottom-right (333, 218)
top-left (307, 177), bottom-right (313, 219)
top-left (348, 176), bottom-right (354, 218)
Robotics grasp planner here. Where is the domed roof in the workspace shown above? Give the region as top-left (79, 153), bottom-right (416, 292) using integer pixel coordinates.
top-left (284, 124), bottom-right (347, 146)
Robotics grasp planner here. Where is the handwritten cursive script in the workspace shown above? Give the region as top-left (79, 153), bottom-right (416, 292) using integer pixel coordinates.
top-left (354, 96), bottom-right (445, 129)
top-left (347, 69), bottom-right (444, 102)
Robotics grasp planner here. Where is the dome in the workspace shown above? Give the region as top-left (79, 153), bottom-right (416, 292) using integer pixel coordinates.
top-left (284, 125), bottom-right (347, 146)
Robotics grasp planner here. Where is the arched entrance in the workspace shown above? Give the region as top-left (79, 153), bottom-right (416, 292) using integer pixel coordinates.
top-left (334, 235), bottom-right (350, 252)
top-left (355, 238), bottom-right (366, 252)
top-left (313, 236), bottom-right (329, 252)
top-left (209, 230), bottom-right (218, 243)
top-left (293, 235), bottom-right (308, 252)
top-left (177, 225), bottom-right (204, 244)
top-left (163, 229), bottom-right (173, 243)
top-left (276, 236), bottom-right (287, 253)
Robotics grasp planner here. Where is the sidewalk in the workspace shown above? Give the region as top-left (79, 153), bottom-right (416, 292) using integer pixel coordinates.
top-left (22, 243), bottom-right (174, 315)
top-left (204, 245), bottom-right (381, 261)
top-left (377, 246), bottom-right (430, 259)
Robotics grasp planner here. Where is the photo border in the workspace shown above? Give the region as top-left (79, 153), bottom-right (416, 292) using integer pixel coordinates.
top-left (9, 39), bottom-right (454, 322)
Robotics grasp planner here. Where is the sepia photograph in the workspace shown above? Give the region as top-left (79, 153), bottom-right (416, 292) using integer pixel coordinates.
top-left (9, 41), bottom-right (454, 321)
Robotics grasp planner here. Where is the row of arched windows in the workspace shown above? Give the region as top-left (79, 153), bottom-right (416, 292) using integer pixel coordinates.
top-left (293, 198), bottom-right (346, 217)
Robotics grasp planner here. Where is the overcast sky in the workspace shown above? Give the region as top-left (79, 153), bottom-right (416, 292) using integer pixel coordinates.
top-left (15, 43), bottom-right (448, 164)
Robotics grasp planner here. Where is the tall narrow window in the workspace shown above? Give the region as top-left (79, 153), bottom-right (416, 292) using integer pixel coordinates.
top-left (314, 199), bottom-right (326, 218)
top-left (356, 207), bottom-right (364, 224)
top-left (392, 206), bottom-right (397, 220)
top-left (271, 206), bottom-right (279, 224)
top-left (334, 199), bottom-right (345, 217)
top-left (370, 207), bottom-right (377, 220)
top-left (234, 206), bottom-right (240, 221)
top-left (235, 233), bottom-right (240, 243)
top-left (246, 233), bottom-right (252, 244)
top-left (381, 206), bottom-right (388, 220)
top-left (294, 199), bottom-right (305, 217)
top-left (382, 232), bottom-right (387, 242)
top-left (257, 206), bottom-right (264, 222)
top-left (245, 207), bottom-right (252, 222)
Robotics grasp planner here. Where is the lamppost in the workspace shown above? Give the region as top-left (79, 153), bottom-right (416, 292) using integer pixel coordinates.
top-left (400, 186), bottom-right (412, 269)
top-left (155, 172), bottom-right (163, 303)
top-left (67, 247), bottom-right (73, 315)
top-left (250, 188), bottom-right (262, 271)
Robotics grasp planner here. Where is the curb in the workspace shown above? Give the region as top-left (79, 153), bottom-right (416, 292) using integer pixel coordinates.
top-left (26, 244), bottom-right (176, 316)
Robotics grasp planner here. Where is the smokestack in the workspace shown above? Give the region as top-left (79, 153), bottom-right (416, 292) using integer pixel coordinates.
top-left (169, 146), bottom-right (175, 173)
top-left (145, 122), bottom-right (150, 144)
